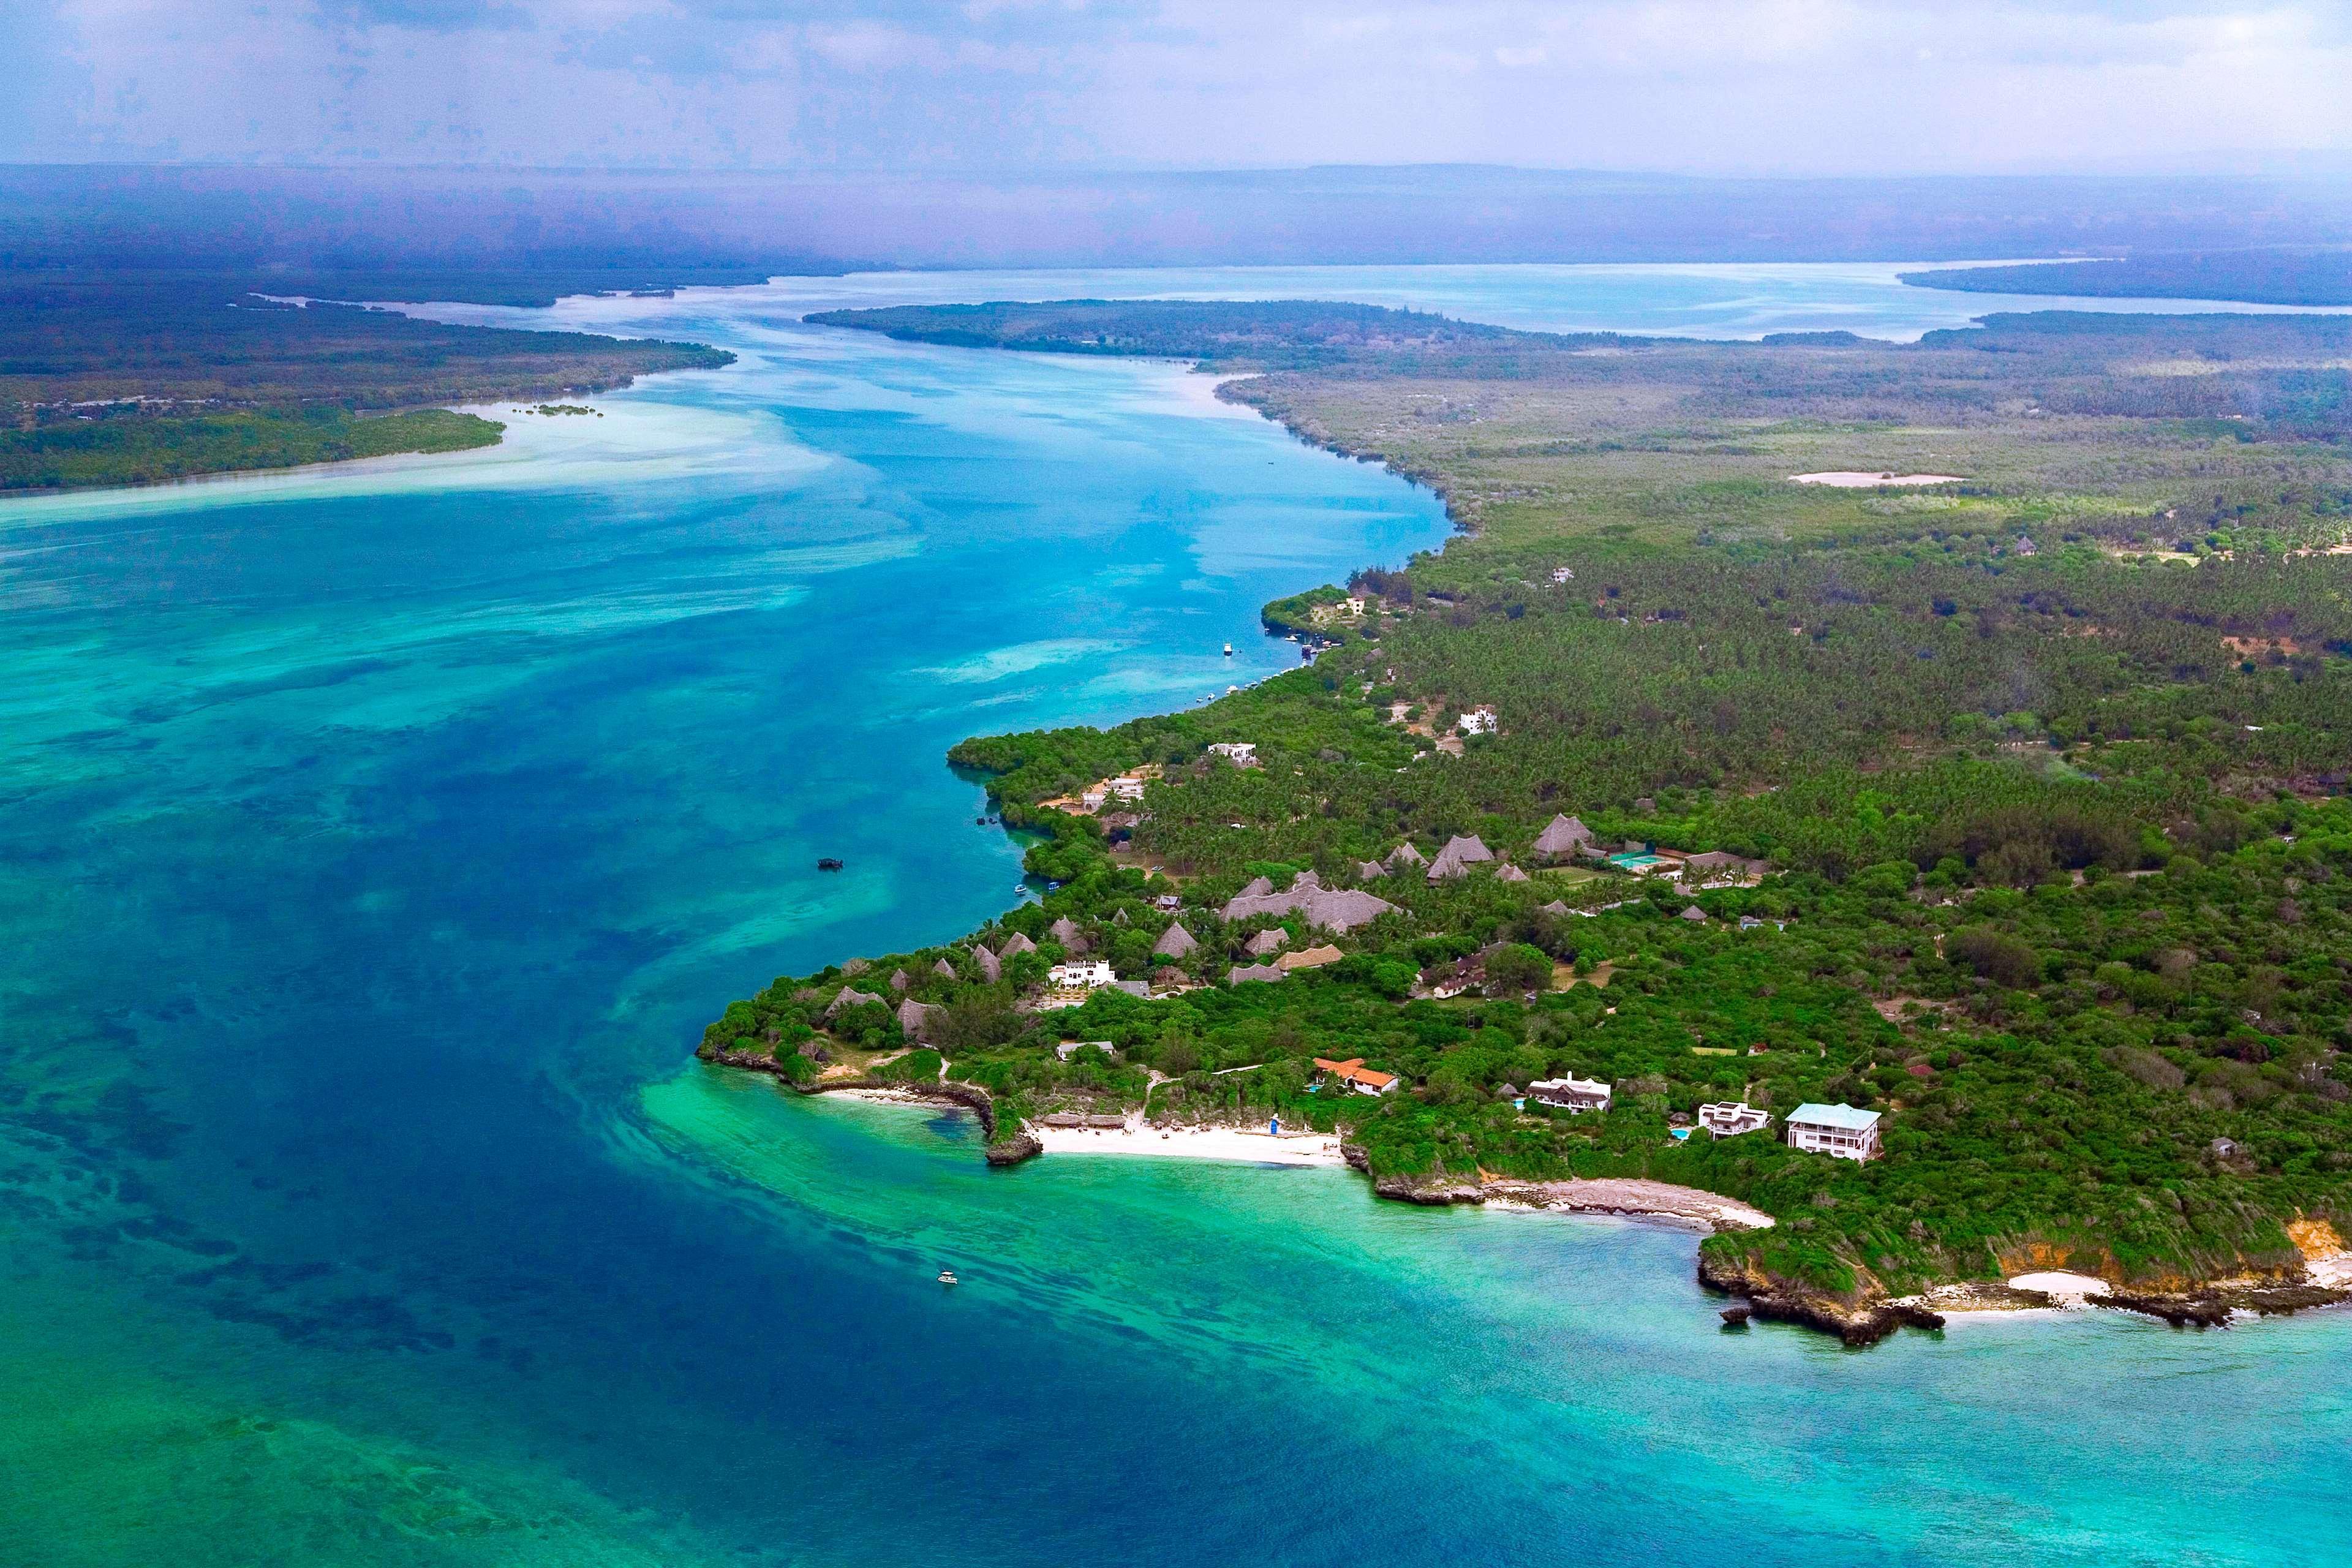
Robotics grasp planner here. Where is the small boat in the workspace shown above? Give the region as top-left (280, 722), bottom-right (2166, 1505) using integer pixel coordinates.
top-left (816, 857), bottom-right (844, 872)
top-left (937, 1268), bottom-right (959, 1286)
top-left (1223, 642), bottom-right (1234, 657)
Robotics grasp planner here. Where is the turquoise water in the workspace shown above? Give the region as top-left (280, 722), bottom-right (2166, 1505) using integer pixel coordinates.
top-left (3, 271), bottom-right (2347, 1566)
top-left (428, 259), bottom-right (2352, 347)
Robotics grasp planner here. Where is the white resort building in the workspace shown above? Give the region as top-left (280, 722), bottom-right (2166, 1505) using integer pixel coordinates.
top-left (1785, 1103), bottom-right (1883, 1161)
top-left (1697, 1102), bottom-right (1770, 1139)
top-left (1314, 1057), bottom-right (1399, 1095)
top-left (1047, 959), bottom-right (1117, 992)
top-left (1528, 1075), bottom-right (1612, 1114)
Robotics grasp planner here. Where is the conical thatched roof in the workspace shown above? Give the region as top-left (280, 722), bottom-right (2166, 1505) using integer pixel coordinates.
top-left (1301, 888), bottom-right (1396, 932)
top-left (889, 968), bottom-right (911, 991)
top-left (998, 932), bottom-right (1037, 957)
top-left (1245, 928), bottom-right (1289, 956)
top-left (973, 945), bottom-right (1002, 982)
top-left (897, 998), bottom-right (942, 1041)
top-left (933, 957), bottom-right (957, 978)
top-left (1533, 814), bottom-right (1594, 858)
top-left (1680, 905), bottom-right (1708, 922)
top-left (1355, 860), bottom-right (1386, 881)
top-left (1290, 869), bottom-right (1322, 891)
top-left (1152, 922), bottom-right (1198, 959)
top-left (1048, 916), bottom-right (1085, 950)
top-left (1496, 862), bottom-right (1530, 883)
top-left (826, 986), bottom-right (884, 1016)
top-left (1385, 842), bottom-right (1425, 869)
top-left (1539, 900), bottom-right (1571, 916)
top-left (1237, 875), bottom-right (1275, 898)
top-left (1427, 834), bottom-right (1494, 881)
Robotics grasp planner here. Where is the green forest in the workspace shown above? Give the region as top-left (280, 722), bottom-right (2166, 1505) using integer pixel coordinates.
top-left (0, 407), bottom-right (501, 491)
top-left (706, 298), bottom-right (2352, 1327)
top-left (1, 272), bottom-right (733, 491)
top-left (1901, 251), bottom-right (2352, 308)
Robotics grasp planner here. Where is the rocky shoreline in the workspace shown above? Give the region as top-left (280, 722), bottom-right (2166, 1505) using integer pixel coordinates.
top-left (1698, 1251), bottom-right (2350, 1346)
top-left (707, 1050), bottom-right (2350, 1344)
top-left (698, 1044), bottom-right (1039, 1162)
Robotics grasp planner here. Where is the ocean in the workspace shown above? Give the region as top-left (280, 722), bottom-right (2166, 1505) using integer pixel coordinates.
top-left (2, 266), bottom-right (2344, 1566)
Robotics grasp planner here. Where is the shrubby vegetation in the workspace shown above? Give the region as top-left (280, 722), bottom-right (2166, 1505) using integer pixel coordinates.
top-left (1902, 251), bottom-right (2352, 309)
top-left (0, 407), bottom-right (501, 491)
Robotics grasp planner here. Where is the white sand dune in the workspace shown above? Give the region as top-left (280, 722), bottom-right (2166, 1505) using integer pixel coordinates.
top-left (1789, 470), bottom-right (1965, 488)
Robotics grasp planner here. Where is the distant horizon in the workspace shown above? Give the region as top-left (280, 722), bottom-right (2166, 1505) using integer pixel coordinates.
top-left (6, 157), bottom-right (2352, 185)
top-left (7, 161), bottom-right (2351, 279)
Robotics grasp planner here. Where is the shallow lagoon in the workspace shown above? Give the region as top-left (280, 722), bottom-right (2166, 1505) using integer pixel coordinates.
top-left (2, 269), bottom-right (2346, 1567)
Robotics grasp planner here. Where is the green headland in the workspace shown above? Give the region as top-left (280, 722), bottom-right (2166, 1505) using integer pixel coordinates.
top-left (707, 299), bottom-right (2352, 1343)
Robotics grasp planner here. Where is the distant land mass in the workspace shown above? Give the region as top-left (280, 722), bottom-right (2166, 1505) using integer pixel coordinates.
top-left (9, 164), bottom-right (2352, 274)
top-left (1904, 251), bottom-right (2352, 308)
top-left (0, 273), bottom-right (733, 491)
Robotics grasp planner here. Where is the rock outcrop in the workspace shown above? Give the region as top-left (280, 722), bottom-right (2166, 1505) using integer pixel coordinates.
top-left (1696, 1251), bottom-right (1945, 1346)
top-left (985, 1129), bottom-right (1043, 1166)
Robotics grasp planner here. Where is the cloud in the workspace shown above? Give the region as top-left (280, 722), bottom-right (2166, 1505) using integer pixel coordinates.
top-left (18, 0), bottom-right (2352, 171)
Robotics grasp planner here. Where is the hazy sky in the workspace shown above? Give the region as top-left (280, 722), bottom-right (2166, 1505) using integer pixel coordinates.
top-left (6, 1), bottom-right (2351, 174)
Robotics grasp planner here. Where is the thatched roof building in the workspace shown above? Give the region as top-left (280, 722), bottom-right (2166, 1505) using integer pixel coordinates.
top-left (1533, 814), bottom-right (1595, 859)
top-left (1245, 928), bottom-right (1289, 956)
top-left (1301, 888), bottom-right (1396, 932)
top-left (1226, 963), bottom-right (1284, 985)
top-left (1426, 834), bottom-right (1495, 881)
top-left (826, 986), bottom-right (885, 1016)
top-left (1152, 922), bottom-right (1199, 959)
top-left (998, 932), bottom-right (1038, 957)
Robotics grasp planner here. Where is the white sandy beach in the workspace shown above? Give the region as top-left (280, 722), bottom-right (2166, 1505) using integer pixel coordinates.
top-left (1032, 1121), bottom-right (1348, 1166)
top-left (831, 1085), bottom-right (951, 1107)
top-left (2007, 1270), bottom-right (2113, 1298)
top-left (1484, 1177), bottom-right (1775, 1231)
